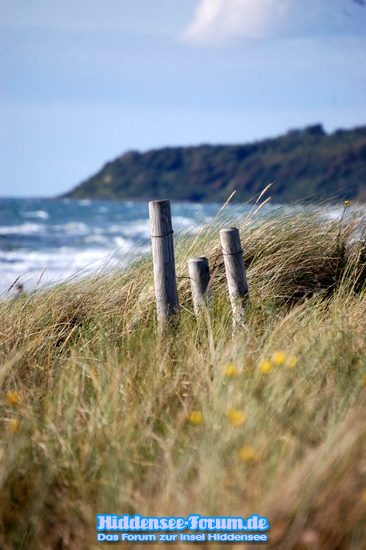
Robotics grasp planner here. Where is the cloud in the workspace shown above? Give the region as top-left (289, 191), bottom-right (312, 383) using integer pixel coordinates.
top-left (181, 0), bottom-right (290, 43)
top-left (180, 0), bottom-right (365, 45)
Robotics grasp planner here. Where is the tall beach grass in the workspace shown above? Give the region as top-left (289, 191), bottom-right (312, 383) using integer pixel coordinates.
top-left (1, 206), bottom-right (366, 549)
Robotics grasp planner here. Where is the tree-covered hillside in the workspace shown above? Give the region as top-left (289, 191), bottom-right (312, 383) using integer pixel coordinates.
top-left (64, 124), bottom-right (366, 202)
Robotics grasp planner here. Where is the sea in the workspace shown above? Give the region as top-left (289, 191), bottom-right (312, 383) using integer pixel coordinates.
top-left (0, 197), bottom-right (351, 297)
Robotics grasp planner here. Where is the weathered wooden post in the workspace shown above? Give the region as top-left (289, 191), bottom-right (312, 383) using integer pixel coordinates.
top-left (220, 227), bottom-right (249, 324)
top-left (149, 200), bottom-right (179, 324)
top-left (188, 257), bottom-right (211, 315)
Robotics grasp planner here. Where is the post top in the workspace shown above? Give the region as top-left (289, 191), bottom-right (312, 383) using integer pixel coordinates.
top-left (220, 227), bottom-right (239, 234)
top-left (148, 199), bottom-right (170, 207)
top-left (188, 257), bottom-right (209, 264)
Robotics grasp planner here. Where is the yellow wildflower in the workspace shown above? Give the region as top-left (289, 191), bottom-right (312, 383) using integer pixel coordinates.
top-left (286, 355), bottom-right (298, 368)
top-left (189, 411), bottom-right (203, 425)
top-left (272, 351), bottom-right (286, 366)
top-left (259, 359), bottom-right (272, 374)
top-left (6, 391), bottom-right (21, 405)
top-left (8, 419), bottom-right (20, 432)
top-left (223, 363), bottom-right (238, 377)
top-left (227, 408), bottom-right (246, 426)
top-left (344, 200), bottom-right (351, 208)
top-left (239, 445), bottom-right (257, 463)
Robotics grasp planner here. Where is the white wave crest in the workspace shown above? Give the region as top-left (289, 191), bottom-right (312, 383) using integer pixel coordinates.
top-left (22, 210), bottom-right (49, 219)
top-left (0, 223), bottom-right (44, 235)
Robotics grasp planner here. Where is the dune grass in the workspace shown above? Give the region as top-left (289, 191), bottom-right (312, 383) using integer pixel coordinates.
top-left (0, 207), bottom-right (366, 549)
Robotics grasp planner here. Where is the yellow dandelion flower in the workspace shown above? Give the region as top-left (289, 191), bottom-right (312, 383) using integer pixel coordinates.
top-left (344, 200), bottom-right (351, 208)
top-left (362, 375), bottom-right (366, 387)
top-left (227, 408), bottom-right (246, 426)
top-left (223, 363), bottom-right (238, 377)
top-left (8, 418), bottom-right (20, 432)
top-left (259, 359), bottom-right (272, 374)
top-left (239, 445), bottom-right (257, 463)
top-left (6, 391), bottom-right (21, 405)
top-left (286, 355), bottom-right (298, 368)
top-left (272, 351), bottom-right (286, 366)
top-left (189, 411), bottom-right (203, 425)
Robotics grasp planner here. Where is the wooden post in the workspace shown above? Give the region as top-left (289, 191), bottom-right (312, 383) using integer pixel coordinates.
top-left (188, 257), bottom-right (211, 315)
top-left (149, 200), bottom-right (179, 323)
top-left (220, 227), bottom-right (249, 324)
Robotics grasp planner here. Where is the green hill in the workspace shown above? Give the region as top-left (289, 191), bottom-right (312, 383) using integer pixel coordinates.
top-left (64, 124), bottom-right (366, 202)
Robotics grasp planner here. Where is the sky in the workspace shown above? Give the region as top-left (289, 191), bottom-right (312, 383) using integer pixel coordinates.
top-left (0, 0), bottom-right (365, 197)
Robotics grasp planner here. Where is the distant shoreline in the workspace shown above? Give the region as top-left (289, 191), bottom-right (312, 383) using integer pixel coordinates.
top-left (62, 124), bottom-right (366, 204)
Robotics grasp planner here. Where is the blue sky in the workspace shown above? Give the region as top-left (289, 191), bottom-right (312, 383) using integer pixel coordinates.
top-left (1, 0), bottom-right (365, 197)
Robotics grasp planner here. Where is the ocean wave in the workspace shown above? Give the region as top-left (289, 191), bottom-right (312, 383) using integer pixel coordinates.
top-left (0, 242), bottom-right (147, 288)
top-left (2, 198), bottom-right (303, 296)
top-left (173, 215), bottom-right (203, 233)
top-left (107, 222), bottom-right (150, 239)
top-left (322, 208), bottom-right (344, 221)
top-left (83, 235), bottom-right (108, 244)
top-left (51, 222), bottom-right (90, 234)
top-left (22, 210), bottom-right (49, 219)
top-left (0, 223), bottom-right (45, 235)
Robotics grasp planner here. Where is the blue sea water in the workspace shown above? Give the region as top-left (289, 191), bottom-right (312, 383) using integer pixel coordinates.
top-left (0, 197), bottom-right (347, 297)
top-left (0, 198), bottom-right (253, 295)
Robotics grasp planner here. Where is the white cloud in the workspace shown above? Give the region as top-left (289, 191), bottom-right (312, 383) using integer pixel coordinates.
top-left (181, 0), bottom-right (290, 43)
top-left (180, 0), bottom-right (365, 45)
